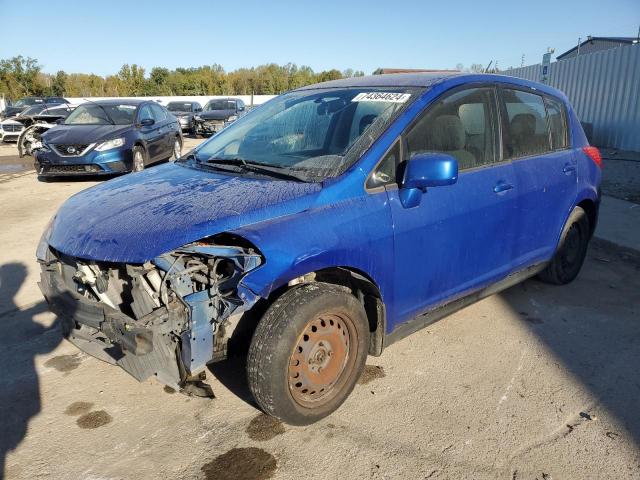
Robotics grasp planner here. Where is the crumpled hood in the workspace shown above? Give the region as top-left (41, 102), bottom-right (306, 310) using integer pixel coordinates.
top-left (48, 162), bottom-right (322, 263)
top-left (198, 109), bottom-right (234, 121)
top-left (43, 124), bottom-right (131, 144)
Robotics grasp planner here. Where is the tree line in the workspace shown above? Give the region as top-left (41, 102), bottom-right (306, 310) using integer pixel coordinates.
top-left (0, 56), bottom-right (366, 100)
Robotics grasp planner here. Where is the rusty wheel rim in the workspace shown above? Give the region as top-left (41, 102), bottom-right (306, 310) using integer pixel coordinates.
top-left (288, 313), bottom-right (354, 407)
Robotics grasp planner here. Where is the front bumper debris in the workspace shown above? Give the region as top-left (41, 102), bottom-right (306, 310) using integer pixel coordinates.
top-left (37, 239), bottom-right (262, 391)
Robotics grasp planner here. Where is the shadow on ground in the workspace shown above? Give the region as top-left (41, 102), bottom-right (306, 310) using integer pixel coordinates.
top-left (0, 263), bottom-right (63, 479)
top-left (500, 239), bottom-right (640, 445)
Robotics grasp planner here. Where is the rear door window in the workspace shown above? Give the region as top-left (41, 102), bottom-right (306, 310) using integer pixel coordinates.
top-left (544, 96), bottom-right (568, 150)
top-left (502, 89), bottom-right (551, 158)
top-left (150, 103), bottom-right (167, 122)
top-left (405, 87), bottom-right (498, 171)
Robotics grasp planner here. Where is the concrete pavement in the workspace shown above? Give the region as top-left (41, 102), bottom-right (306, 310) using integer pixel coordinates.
top-left (0, 152), bottom-right (638, 479)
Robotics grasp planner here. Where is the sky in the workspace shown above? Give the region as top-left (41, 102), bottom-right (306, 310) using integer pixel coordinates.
top-left (1, 0), bottom-right (638, 76)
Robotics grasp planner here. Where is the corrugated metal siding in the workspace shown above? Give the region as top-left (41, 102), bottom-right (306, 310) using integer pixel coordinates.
top-left (503, 44), bottom-right (640, 151)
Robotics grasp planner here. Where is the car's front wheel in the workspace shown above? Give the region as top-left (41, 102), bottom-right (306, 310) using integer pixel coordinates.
top-left (538, 206), bottom-right (591, 285)
top-left (247, 283), bottom-right (369, 426)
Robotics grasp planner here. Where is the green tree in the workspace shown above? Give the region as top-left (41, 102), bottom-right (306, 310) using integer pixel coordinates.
top-left (316, 69), bottom-right (342, 83)
top-left (0, 56), bottom-right (42, 100)
top-left (117, 64), bottom-right (146, 96)
top-left (51, 70), bottom-right (67, 96)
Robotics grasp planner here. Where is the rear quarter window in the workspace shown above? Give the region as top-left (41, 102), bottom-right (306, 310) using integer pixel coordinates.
top-left (502, 89), bottom-right (551, 158)
top-left (544, 96), bottom-right (568, 150)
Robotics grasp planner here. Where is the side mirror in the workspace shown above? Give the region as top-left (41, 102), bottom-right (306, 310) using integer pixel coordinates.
top-left (55, 118), bottom-right (65, 125)
top-left (400, 153), bottom-right (458, 208)
top-left (238, 105), bottom-right (245, 112)
top-left (140, 118), bottom-right (155, 127)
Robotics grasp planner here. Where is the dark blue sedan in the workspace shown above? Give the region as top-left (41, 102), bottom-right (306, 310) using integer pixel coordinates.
top-left (34, 99), bottom-right (182, 176)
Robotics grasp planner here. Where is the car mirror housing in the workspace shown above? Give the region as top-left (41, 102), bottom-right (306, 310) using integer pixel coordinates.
top-left (400, 153), bottom-right (458, 208)
top-left (140, 118), bottom-right (155, 127)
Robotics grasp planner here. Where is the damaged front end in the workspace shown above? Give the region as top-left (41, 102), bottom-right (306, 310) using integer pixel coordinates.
top-left (38, 235), bottom-right (262, 392)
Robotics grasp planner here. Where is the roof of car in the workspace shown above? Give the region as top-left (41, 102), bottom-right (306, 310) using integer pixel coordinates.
top-left (206, 97), bottom-right (239, 102)
top-left (297, 73), bottom-right (461, 90)
top-left (82, 99), bottom-right (148, 106)
top-left (295, 72), bottom-right (568, 101)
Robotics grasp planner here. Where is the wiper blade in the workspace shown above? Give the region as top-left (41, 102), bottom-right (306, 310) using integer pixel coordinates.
top-left (204, 157), bottom-right (308, 182)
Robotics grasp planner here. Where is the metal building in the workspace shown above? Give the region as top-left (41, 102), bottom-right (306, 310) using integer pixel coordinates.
top-left (502, 43), bottom-right (640, 152)
top-left (557, 36), bottom-right (639, 61)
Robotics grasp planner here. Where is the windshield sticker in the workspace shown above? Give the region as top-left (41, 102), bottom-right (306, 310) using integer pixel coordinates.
top-left (352, 92), bottom-right (411, 103)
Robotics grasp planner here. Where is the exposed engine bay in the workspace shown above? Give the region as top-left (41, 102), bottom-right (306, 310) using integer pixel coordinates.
top-left (38, 236), bottom-right (262, 395)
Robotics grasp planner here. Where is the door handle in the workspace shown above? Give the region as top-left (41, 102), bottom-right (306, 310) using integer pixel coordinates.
top-left (563, 164), bottom-right (576, 174)
top-left (493, 181), bottom-right (514, 194)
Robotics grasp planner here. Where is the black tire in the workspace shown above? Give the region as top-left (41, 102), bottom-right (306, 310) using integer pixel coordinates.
top-left (132, 145), bottom-right (146, 172)
top-left (190, 121), bottom-right (198, 137)
top-left (538, 206), bottom-right (590, 285)
top-left (247, 283), bottom-right (369, 426)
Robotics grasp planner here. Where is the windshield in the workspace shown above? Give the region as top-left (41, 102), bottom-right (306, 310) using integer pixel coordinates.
top-left (65, 104), bottom-right (137, 125)
top-left (167, 102), bottom-right (192, 112)
top-left (14, 98), bottom-right (41, 108)
top-left (204, 100), bottom-right (236, 111)
top-left (186, 87), bottom-right (418, 181)
top-left (20, 105), bottom-right (48, 116)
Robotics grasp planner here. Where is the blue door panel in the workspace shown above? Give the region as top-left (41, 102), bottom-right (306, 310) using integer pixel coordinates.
top-left (386, 161), bottom-right (518, 328)
top-left (511, 149), bottom-right (577, 266)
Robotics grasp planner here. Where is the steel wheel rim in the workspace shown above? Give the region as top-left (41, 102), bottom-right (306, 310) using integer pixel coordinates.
top-left (133, 151), bottom-right (144, 171)
top-left (288, 312), bottom-right (355, 408)
top-left (173, 140), bottom-right (181, 159)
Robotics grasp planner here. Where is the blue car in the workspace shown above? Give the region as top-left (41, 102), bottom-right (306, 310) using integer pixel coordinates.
top-left (37, 73), bottom-right (601, 425)
top-left (34, 99), bottom-right (182, 177)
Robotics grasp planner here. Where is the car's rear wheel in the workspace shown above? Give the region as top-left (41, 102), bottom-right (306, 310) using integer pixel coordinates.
top-left (247, 283), bottom-right (369, 426)
top-left (132, 145), bottom-right (146, 172)
top-left (170, 137), bottom-right (182, 161)
top-left (538, 206), bottom-right (590, 285)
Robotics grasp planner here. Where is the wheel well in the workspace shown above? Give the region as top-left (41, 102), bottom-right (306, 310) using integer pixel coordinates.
top-left (577, 198), bottom-right (597, 237)
top-left (217, 267), bottom-right (386, 363)
top-left (301, 267), bottom-right (385, 357)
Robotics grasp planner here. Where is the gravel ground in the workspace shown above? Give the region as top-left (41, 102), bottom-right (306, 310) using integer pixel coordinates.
top-left (0, 166), bottom-right (638, 479)
top-left (601, 149), bottom-right (640, 204)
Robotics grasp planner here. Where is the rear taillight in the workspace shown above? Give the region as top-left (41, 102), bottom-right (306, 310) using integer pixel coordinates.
top-left (582, 146), bottom-right (602, 168)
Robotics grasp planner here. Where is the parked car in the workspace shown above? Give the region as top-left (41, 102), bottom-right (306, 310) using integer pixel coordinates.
top-left (1, 103), bottom-right (71, 142)
top-left (32, 99), bottom-right (182, 177)
top-left (37, 73), bottom-right (601, 425)
top-left (193, 97), bottom-right (246, 136)
top-left (0, 96), bottom-right (69, 119)
top-left (166, 101), bottom-right (202, 135)
top-left (15, 104), bottom-right (75, 156)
